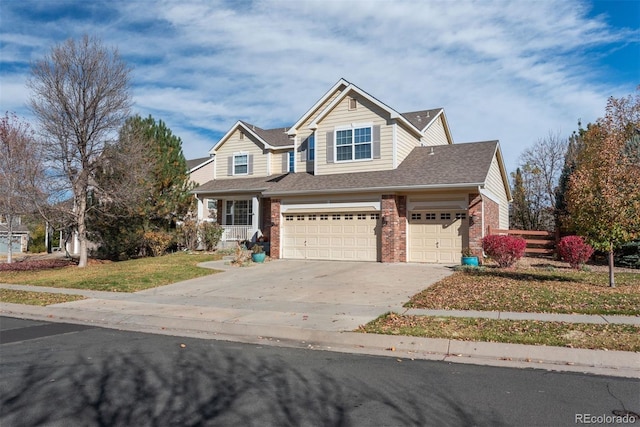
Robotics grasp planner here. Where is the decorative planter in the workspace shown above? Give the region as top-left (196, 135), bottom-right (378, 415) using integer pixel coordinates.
top-left (461, 256), bottom-right (479, 267)
top-left (251, 252), bottom-right (266, 263)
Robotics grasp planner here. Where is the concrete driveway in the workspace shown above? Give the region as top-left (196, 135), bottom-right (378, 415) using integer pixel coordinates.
top-left (131, 259), bottom-right (454, 331)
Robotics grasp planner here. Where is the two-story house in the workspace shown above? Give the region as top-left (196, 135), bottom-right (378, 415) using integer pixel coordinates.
top-left (193, 79), bottom-right (511, 263)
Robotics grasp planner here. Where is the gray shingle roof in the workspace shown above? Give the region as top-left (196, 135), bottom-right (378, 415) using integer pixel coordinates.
top-left (187, 157), bottom-right (213, 171)
top-left (193, 174), bottom-right (289, 194)
top-left (192, 141), bottom-right (498, 196)
top-left (401, 108), bottom-right (443, 131)
top-left (240, 121), bottom-right (293, 147)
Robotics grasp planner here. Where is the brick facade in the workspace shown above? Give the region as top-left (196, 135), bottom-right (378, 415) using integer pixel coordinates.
top-left (467, 192), bottom-right (501, 262)
top-left (380, 195), bottom-right (407, 263)
top-left (269, 198), bottom-right (281, 259)
top-left (468, 193), bottom-right (483, 259)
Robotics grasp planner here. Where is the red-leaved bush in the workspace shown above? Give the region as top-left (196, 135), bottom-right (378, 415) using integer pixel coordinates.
top-left (558, 235), bottom-right (594, 269)
top-left (482, 235), bottom-right (527, 268)
top-left (0, 259), bottom-right (76, 271)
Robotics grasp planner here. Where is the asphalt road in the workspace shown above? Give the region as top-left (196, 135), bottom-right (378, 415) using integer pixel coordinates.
top-left (1, 316), bottom-right (638, 427)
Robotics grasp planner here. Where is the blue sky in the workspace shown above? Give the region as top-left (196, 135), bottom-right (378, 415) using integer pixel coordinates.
top-left (1, 0), bottom-right (638, 173)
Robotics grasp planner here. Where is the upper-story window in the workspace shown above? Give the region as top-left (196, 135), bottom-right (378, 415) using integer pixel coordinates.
top-left (336, 126), bottom-right (372, 161)
top-left (288, 150), bottom-right (295, 172)
top-left (307, 134), bottom-right (315, 161)
top-left (234, 154), bottom-right (248, 175)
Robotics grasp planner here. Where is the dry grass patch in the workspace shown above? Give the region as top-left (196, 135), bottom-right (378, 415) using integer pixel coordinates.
top-left (361, 313), bottom-right (640, 352)
top-left (0, 289), bottom-right (85, 306)
top-left (0, 252), bottom-right (223, 292)
top-left (407, 268), bottom-right (640, 316)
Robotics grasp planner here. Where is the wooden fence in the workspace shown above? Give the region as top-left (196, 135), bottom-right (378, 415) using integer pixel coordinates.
top-left (487, 227), bottom-right (559, 257)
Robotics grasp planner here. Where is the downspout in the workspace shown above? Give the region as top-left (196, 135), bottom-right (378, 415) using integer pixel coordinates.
top-left (479, 186), bottom-right (485, 257)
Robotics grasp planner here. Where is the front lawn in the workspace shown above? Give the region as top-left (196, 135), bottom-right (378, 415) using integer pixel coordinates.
top-left (361, 313), bottom-right (640, 352)
top-left (0, 252), bottom-right (223, 292)
top-left (0, 289), bottom-right (86, 306)
top-left (406, 268), bottom-right (640, 316)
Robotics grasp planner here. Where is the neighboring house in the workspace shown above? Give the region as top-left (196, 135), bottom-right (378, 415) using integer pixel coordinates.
top-left (187, 156), bottom-right (217, 220)
top-left (193, 79), bottom-right (511, 263)
top-left (0, 215), bottom-right (29, 254)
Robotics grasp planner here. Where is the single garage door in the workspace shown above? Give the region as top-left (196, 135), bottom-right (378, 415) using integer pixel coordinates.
top-left (282, 212), bottom-right (379, 261)
top-left (409, 212), bottom-right (468, 263)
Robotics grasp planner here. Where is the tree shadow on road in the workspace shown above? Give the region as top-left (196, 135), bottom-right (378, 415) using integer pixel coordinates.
top-left (1, 345), bottom-right (504, 426)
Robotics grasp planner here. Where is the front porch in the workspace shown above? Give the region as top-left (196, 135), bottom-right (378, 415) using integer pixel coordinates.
top-left (197, 194), bottom-right (272, 245)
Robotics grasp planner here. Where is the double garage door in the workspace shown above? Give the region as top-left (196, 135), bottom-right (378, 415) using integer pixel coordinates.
top-left (408, 212), bottom-right (468, 263)
top-left (282, 212), bottom-right (379, 261)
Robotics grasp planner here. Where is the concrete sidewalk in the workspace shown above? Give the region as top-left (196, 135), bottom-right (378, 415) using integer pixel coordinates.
top-left (1, 259), bottom-right (638, 378)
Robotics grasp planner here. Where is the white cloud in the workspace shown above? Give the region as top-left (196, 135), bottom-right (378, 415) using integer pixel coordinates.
top-left (1, 0), bottom-right (637, 172)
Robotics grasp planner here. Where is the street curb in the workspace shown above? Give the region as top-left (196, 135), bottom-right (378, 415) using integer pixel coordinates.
top-left (2, 303), bottom-right (639, 379)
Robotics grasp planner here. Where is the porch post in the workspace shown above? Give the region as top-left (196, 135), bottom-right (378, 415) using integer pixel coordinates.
top-left (252, 196), bottom-right (260, 238)
top-left (196, 196), bottom-right (204, 221)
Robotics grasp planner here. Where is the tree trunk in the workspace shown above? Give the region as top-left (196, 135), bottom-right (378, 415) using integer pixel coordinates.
top-left (6, 214), bottom-right (13, 264)
top-left (608, 244), bottom-right (615, 288)
top-left (77, 188), bottom-right (88, 268)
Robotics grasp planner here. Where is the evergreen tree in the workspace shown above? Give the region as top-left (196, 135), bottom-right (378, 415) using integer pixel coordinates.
top-left (89, 115), bottom-right (194, 259)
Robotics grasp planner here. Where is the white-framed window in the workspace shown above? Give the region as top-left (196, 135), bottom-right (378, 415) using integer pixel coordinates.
top-left (357, 214), bottom-right (366, 220)
top-left (335, 126), bottom-right (372, 161)
top-left (425, 213), bottom-right (436, 220)
top-left (225, 200), bottom-right (252, 225)
top-left (411, 213), bottom-right (421, 220)
top-left (308, 214), bottom-right (317, 221)
top-left (371, 213), bottom-right (380, 220)
top-left (234, 154), bottom-right (248, 175)
top-left (320, 214), bottom-right (328, 221)
top-left (440, 213), bottom-right (451, 220)
top-left (307, 134), bottom-right (315, 161)
top-left (296, 215), bottom-right (305, 221)
top-left (344, 214), bottom-right (354, 220)
top-left (332, 214), bottom-right (341, 220)
top-left (456, 213), bottom-right (467, 220)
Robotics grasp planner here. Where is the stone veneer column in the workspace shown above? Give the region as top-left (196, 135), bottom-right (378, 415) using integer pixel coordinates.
top-left (380, 195), bottom-right (407, 263)
top-left (269, 198), bottom-right (281, 259)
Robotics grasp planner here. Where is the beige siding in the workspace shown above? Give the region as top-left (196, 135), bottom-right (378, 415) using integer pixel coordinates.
top-left (395, 122), bottom-right (421, 165)
top-left (316, 95), bottom-right (393, 175)
top-left (294, 89), bottom-right (343, 173)
top-left (485, 154), bottom-right (510, 228)
top-left (421, 116), bottom-right (450, 146)
top-left (271, 149), bottom-right (292, 175)
top-left (214, 129), bottom-right (268, 178)
top-left (189, 161), bottom-right (214, 185)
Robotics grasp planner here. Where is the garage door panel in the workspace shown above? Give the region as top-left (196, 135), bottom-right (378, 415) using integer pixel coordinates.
top-left (409, 212), bottom-right (467, 264)
top-left (283, 212), bottom-right (378, 261)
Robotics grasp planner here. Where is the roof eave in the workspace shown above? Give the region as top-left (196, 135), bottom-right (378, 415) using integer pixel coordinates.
top-left (264, 182), bottom-right (484, 197)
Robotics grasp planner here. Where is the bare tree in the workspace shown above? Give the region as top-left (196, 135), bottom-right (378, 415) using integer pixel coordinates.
top-left (510, 131), bottom-right (568, 230)
top-left (28, 35), bottom-right (131, 267)
top-left (0, 113), bottom-right (45, 263)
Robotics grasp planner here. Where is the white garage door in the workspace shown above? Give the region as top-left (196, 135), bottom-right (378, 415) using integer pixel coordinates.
top-left (282, 212), bottom-right (379, 261)
top-left (409, 212), bottom-right (468, 263)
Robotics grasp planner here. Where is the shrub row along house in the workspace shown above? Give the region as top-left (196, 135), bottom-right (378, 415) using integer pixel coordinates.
top-left (192, 79), bottom-right (511, 263)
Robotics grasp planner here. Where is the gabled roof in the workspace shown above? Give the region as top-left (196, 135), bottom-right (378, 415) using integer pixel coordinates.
top-left (193, 141), bottom-right (504, 197)
top-left (187, 156), bottom-right (214, 173)
top-left (287, 79), bottom-right (350, 136)
top-left (308, 82), bottom-right (424, 137)
top-left (210, 121), bottom-right (294, 155)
